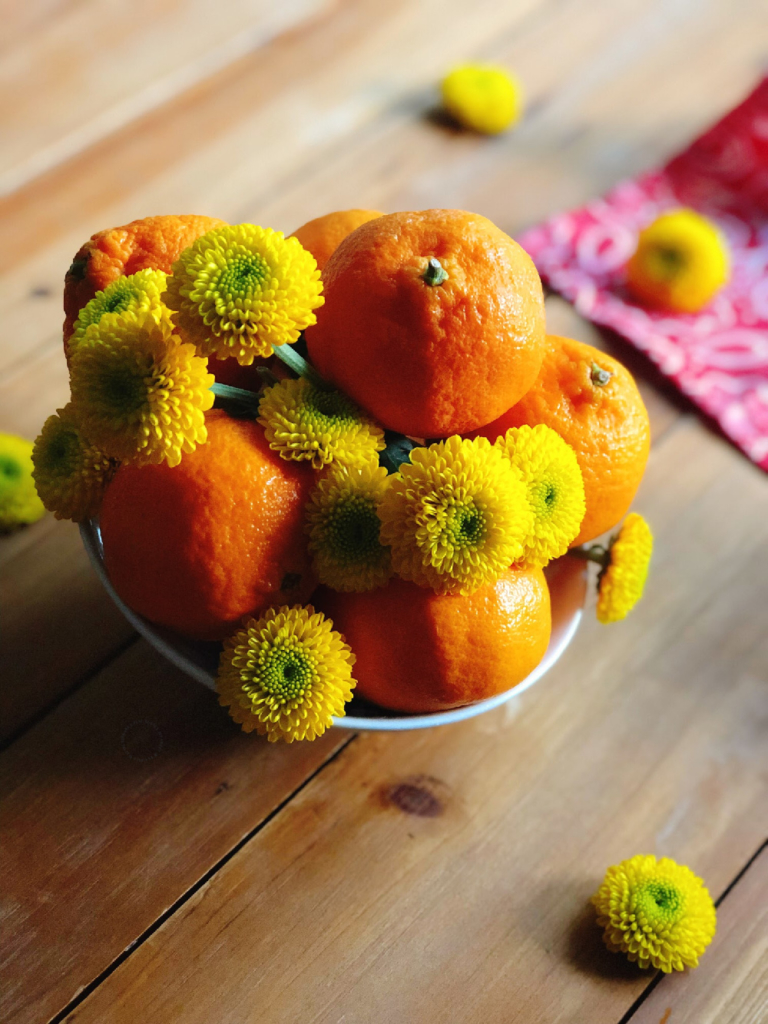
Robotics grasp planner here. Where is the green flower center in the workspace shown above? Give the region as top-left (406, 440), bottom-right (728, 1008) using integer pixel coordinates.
top-left (217, 253), bottom-right (269, 297)
top-left (0, 455), bottom-right (23, 483)
top-left (81, 280), bottom-right (137, 330)
top-left (40, 427), bottom-right (82, 476)
top-left (448, 503), bottom-right (485, 547)
top-left (255, 643), bottom-right (315, 703)
top-left (96, 364), bottom-right (148, 417)
top-left (533, 478), bottom-right (558, 519)
top-left (636, 880), bottom-right (684, 923)
top-left (306, 387), bottom-right (360, 428)
top-left (326, 497), bottom-right (382, 563)
top-left (645, 243), bottom-right (688, 281)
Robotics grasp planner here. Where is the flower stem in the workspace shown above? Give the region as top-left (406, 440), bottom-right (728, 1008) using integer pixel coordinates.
top-left (210, 382), bottom-right (261, 413)
top-left (569, 544), bottom-right (610, 568)
top-left (272, 343), bottom-right (332, 390)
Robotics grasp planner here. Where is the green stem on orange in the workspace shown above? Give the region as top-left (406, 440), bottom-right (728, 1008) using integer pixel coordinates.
top-left (590, 362), bottom-right (613, 387)
top-left (422, 257), bottom-right (448, 287)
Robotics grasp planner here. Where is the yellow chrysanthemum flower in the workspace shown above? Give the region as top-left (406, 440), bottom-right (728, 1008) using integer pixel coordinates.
top-left (32, 405), bottom-right (116, 522)
top-left (495, 424), bottom-right (585, 567)
top-left (626, 208), bottom-right (730, 313)
top-left (595, 513), bottom-right (653, 623)
top-left (441, 64), bottom-right (523, 134)
top-left (164, 223), bottom-right (324, 364)
top-left (217, 605), bottom-right (356, 742)
top-left (69, 309), bottom-right (214, 467)
top-left (68, 269), bottom-right (168, 356)
top-left (378, 435), bottom-right (534, 595)
top-left (258, 376), bottom-right (385, 471)
top-left (0, 432), bottom-right (45, 531)
top-left (306, 462), bottom-right (392, 592)
top-left (593, 854), bottom-right (717, 972)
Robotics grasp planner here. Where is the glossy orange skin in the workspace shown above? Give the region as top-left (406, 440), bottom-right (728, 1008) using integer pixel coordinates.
top-left (319, 567), bottom-right (551, 713)
top-left (100, 410), bottom-right (316, 641)
top-left (289, 209), bottom-right (383, 271)
top-left (63, 213), bottom-right (226, 344)
top-left (471, 335), bottom-right (650, 545)
top-left (305, 209), bottom-right (546, 437)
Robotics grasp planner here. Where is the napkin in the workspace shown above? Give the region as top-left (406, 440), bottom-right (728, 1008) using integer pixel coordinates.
top-left (519, 78), bottom-right (768, 471)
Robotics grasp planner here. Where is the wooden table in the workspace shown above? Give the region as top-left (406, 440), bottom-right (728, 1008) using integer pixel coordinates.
top-left (2, 3), bottom-right (767, 1022)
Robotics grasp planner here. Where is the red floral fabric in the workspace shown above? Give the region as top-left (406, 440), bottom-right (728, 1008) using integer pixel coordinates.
top-left (519, 77), bottom-right (768, 471)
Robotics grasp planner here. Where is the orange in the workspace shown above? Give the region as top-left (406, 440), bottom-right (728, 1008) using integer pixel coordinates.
top-left (63, 213), bottom-right (226, 345)
top-left (99, 409), bottom-right (316, 641)
top-left (305, 209), bottom-right (546, 438)
top-left (318, 566), bottom-right (551, 713)
top-left (289, 209), bottom-right (384, 271)
top-left (207, 354), bottom-right (290, 391)
top-left (471, 335), bottom-right (650, 545)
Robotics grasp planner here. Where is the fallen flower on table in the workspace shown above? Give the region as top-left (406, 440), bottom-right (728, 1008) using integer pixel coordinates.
top-left (625, 208), bottom-right (730, 313)
top-left (592, 854), bottom-right (717, 972)
top-left (0, 431), bottom-right (45, 532)
top-left (440, 64), bottom-right (523, 135)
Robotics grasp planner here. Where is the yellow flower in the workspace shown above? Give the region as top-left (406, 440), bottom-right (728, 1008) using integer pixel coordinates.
top-left (441, 64), bottom-right (523, 134)
top-left (378, 435), bottom-right (534, 595)
top-left (306, 462), bottom-right (392, 592)
top-left (216, 605), bottom-right (356, 742)
top-left (258, 376), bottom-right (385, 470)
top-left (0, 432), bottom-right (45, 531)
top-left (595, 513), bottom-right (653, 623)
top-left (495, 424), bottom-right (585, 567)
top-left (164, 223), bottom-right (323, 364)
top-left (593, 854), bottom-right (717, 972)
top-left (69, 309), bottom-right (214, 467)
top-left (626, 208), bottom-right (730, 313)
top-left (68, 269), bottom-right (168, 356)
top-left (32, 405), bottom-right (116, 522)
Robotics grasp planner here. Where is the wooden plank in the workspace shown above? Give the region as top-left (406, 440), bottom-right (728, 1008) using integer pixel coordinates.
top-left (0, 517), bottom-right (135, 744)
top-left (47, 417), bottom-right (768, 1023)
top-left (3, 0), bottom-right (761, 380)
top-left (628, 847), bottom-right (768, 1024)
top-left (0, 640), bottom-right (351, 1024)
top-left (0, 0), bottom-right (329, 195)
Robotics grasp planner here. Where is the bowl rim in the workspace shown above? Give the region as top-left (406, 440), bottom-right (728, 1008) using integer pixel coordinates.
top-left (80, 520), bottom-right (586, 731)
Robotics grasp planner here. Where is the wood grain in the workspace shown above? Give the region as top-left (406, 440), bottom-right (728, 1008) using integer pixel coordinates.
top-left (628, 847), bottom-right (768, 1024)
top-left (0, 517), bottom-right (135, 744)
top-left (0, 0), bottom-right (328, 195)
top-left (50, 418), bottom-right (768, 1024)
top-left (0, 640), bottom-right (351, 1024)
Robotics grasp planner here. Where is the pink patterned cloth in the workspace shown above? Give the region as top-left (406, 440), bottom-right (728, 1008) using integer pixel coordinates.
top-left (519, 77), bottom-right (768, 471)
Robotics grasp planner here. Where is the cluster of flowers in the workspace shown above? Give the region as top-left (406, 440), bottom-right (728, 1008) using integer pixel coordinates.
top-left (28, 222), bottom-right (652, 746)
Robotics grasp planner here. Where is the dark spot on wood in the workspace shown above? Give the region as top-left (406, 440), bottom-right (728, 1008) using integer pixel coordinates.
top-left (384, 775), bottom-right (445, 817)
top-left (30, 285), bottom-right (53, 298)
top-left (215, 781), bottom-right (232, 795)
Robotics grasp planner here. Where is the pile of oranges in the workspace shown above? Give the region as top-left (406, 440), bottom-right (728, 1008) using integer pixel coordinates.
top-left (34, 208), bottom-right (651, 740)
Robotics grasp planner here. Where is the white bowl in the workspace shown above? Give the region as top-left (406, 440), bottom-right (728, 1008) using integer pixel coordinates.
top-left (81, 521), bottom-right (586, 731)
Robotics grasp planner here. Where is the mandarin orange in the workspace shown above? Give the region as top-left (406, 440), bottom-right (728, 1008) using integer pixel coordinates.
top-left (471, 335), bottom-right (650, 545)
top-left (289, 209), bottom-right (384, 271)
top-left (319, 566), bottom-right (550, 713)
top-left (63, 213), bottom-right (226, 345)
top-left (305, 209), bottom-right (546, 437)
top-left (100, 409), bottom-right (316, 640)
